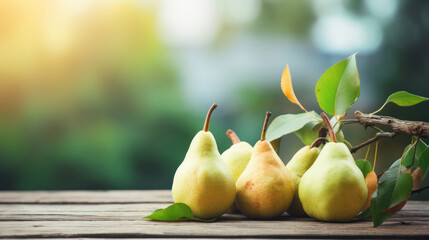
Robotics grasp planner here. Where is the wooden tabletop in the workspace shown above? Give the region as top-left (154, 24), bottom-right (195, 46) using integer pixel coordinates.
top-left (0, 190), bottom-right (428, 239)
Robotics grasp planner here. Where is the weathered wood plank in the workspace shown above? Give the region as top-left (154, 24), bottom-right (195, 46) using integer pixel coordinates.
top-left (0, 203), bottom-right (166, 221)
top-left (0, 190), bottom-right (427, 239)
top-left (0, 202), bottom-right (428, 222)
top-left (0, 218), bottom-right (428, 239)
top-left (0, 190), bottom-right (172, 204)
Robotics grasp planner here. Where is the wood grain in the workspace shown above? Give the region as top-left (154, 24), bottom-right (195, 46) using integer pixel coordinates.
top-left (1, 218), bottom-right (428, 239)
top-left (0, 190), bottom-right (172, 204)
top-left (0, 190), bottom-right (428, 239)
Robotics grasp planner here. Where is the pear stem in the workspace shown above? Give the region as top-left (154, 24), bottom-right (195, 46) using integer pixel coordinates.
top-left (261, 111), bottom-right (272, 141)
top-left (226, 129), bottom-right (240, 144)
top-left (310, 137), bottom-right (328, 148)
top-left (203, 103), bottom-right (217, 132)
top-left (321, 112), bottom-right (337, 143)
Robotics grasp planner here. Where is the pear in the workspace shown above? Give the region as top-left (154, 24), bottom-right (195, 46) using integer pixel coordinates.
top-left (235, 112), bottom-right (295, 218)
top-left (222, 130), bottom-right (253, 212)
top-left (222, 130), bottom-right (253, 182)
top-left (299, 113), bottom-right (367, 222)
top-left (172, 103), bottom-right (236, 219)
top-left (286, 145), bottom-right (319, 216)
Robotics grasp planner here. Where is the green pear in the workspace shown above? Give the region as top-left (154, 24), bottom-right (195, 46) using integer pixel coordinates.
top-left (222, 129), bottom-right (253, 212)
top-left (299, 113), bottom-right (367, 222)
top-left (286, 145), bottom-right (319, 216)
top-left (172, 103), bottom-right (236, 219)
top-left (222, 130), bottom-right (253, 181)
top-left (236, 112), bottom-right (295, 218)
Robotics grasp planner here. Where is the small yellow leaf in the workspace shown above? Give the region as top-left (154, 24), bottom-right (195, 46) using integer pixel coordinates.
top-left (281, 65), bottom-right (304, 110)
top-left (280, 65), bottom-right (321, 121)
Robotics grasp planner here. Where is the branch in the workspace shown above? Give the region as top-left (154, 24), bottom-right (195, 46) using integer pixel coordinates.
top-left (355, 111), bottom-right (429, 138)
top-left (350, 132), bottom-right (398, 153)
top-left (341, 119), bottom-right (359, 125)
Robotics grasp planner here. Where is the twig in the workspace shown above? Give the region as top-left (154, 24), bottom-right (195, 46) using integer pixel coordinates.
top-left (412, 184), bottom-right (429, 195)
top-left (355, 111), bottom-right (429, 137)
top-left (350, 132), bottom-right (398, 153)
top-left (341, 119), bottom-right (359, 125)
top-left (370, 125), bottom-right (384, 133)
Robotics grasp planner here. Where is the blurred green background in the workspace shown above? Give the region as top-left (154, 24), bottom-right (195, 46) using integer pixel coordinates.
top-left (0, 0), bottom-right (428, 199)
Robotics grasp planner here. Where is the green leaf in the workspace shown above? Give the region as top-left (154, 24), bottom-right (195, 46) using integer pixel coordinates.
top-left (419, 148), bottom-right (429, 176)
top-left (401, 144), bottom-right (414, 168)
top-left (372, 91), bottom-right (429, 114)
top-left (402, 139), bottom-right (428, 168)
top-left (416, 139), bottom-right (428, 160)
top-left (371, 199), bottom-right (390, 227)
top-left (371, 159), bottom-right (413, 227)
top-left (315, 53), bottom-right (360, 116)
top-left (294, 121), bottom-right (322, 146)
top-left (357, 205), bottom-right (372, 219)
top-left (330, 116), bottom-right (341, 134)
top-left (387, 173), bottom-right (413, 209)
top-left (144, 203), bottom-right (194, 221)
top-left (355, 159), bottom-right (372, 178)
top-left (384, 91), bottom-right (429, 107)
top-left (266, 111), bottom-right (321, 141)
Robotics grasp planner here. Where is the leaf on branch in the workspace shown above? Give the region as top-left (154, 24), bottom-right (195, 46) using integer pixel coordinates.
top-left (281, 65), bottom-right (304, 110)
top-left (402, 144), bottom-right (415, 168)
top-left (358, 206), bottom-right (372, 219)
top-left (387, 172), bottom-right (413, 209)
top-left (281, 66), bottom-right (320, 121)
top-left (383, 167), bottom-right (424, 214)
top-left (402, 139), bottom-right (429, 169)
top-left (355, 159), bottom-right (372, 178)
top-left (315, 53), bottom-right (360, 116)
top-left (372, 91), bottom-right (429, 115)
top-left (385, 91), bottom-right (429, 107)
top-left (294, 121), bottom-right (322, 146)
top-left (416, 139), bottom-right (428, 159)
top-left (370, 159), bottom-right (413, 227)
top-left (143, 203), bottom-right (213, 222)
top-left (266, 112), bottom-right (321, 141)
top-left (419, 147), bottom-right (429, 177)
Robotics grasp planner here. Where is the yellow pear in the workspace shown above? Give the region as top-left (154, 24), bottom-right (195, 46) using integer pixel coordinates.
top-left (286, 145), bottom-right (319, 216)
top-left (222, 130), bottom-right (253, 181)
top-left (299, 113), bottom-right (367, 222)
top-left (172, 103), bottom-right (236, 219)
top-left (236, 112), bottom-right (295, 218)
top-left (222, 130), bottom-right (253, 212)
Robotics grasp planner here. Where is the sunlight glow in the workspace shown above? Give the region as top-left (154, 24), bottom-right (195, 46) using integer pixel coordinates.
top-left (158, 0), bottom-right (219, 47)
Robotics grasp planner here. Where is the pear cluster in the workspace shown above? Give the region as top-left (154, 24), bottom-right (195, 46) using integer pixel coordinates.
top-left (172, 104), bottom-right (368, 222)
